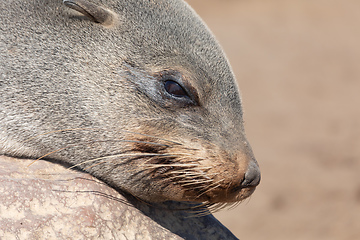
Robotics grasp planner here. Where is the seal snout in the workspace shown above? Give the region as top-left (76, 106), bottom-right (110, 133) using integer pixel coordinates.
top-left (240, 160), bottom-right (261, 188)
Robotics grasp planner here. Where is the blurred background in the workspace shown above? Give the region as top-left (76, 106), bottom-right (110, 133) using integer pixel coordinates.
top-left (186, 0), bottom-right (360, 239)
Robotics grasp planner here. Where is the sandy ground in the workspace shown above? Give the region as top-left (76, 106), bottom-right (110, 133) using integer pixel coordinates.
top-left (186, 0), bottom-right (360, 239)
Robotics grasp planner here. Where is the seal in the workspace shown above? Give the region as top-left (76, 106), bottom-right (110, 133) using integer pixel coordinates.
top-left (0, 0), bottom-right (260, 209)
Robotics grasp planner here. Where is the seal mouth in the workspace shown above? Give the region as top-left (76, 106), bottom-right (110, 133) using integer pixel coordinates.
top-left (179, 179), bottom-right (258, 204)
top-left (125, 135), bottom-right (260, 206)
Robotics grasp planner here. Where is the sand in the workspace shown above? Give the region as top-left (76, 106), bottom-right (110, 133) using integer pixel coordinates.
top-left (186, 0), bottom-right (360, 239)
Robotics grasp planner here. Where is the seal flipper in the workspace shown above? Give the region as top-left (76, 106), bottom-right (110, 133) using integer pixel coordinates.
top-left (63, 0), bottom-right (115, 26)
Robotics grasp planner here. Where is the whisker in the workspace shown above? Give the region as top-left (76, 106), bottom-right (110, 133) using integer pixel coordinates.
top-left (83, 161), bottom-right (107, 171)
top-left (195, 184), bottom-right (221, 199)
top-left (173, 200), bottom-right (239, 216)
top-left (28, 137), bottom-right (178, 167)
top-left (69, 153), bottom-right (174, 170)
top-left (27, 147), bottom-right (69, 167)
top-left (162, 171), bottom-right (215, 183)
top-left (228, 201), bottom-right (242, 210)
top-left (189, 202), bottom-right (211, 210)
top-left (185, 204), bottom-right (212, 217)
top-left (142, 163), bottom-right (200, 168)
top-left (164, 174), bottom-right (200, 181)
top-left (157, 201), bottom-right (211, 217)
top-left (52, 190), bottom-right (132, 206)
top-left (223, 180), bottom-right (233, 201)
top-left (187, 210), bottom-right (211, 217)
top-left (189, 199), bottom-right (243, 214)
top-left (207, 203), bottom-right (228, 213)
top-left (179, 179), bottom-right (213, 187)
top-left (165, 167), bottom-right (212, 174)
top-left (174, 156), bottom-right (204, 161)
top-left (165, 172), bottom-right (208, 180)
top-left (195, 179), bottom-right (225, 199)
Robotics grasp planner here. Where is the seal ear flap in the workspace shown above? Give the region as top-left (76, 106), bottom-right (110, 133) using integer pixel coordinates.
top-left (63, 0), bottom-right (116, 26)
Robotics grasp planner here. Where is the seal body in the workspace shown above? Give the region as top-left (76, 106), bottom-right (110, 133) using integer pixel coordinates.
top-left (0, 0), bottom-right (260, 206)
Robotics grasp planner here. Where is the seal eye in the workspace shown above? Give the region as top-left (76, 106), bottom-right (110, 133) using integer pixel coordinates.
top-left (164, 80), bottom-right (188, 98)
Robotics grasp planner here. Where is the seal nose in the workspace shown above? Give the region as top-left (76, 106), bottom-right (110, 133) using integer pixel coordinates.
top-left (241, 160), bottom-right (261, 188)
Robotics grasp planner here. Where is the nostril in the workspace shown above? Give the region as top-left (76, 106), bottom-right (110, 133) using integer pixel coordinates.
top-left (241, 161), bottom-right (261, 188)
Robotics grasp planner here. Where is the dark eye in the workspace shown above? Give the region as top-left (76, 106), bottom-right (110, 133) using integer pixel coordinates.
top-left (164, 80), bottom-right (188, 98)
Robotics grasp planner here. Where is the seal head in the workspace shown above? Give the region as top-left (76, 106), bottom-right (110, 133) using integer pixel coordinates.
top-left (0, 0), bottom-right (260, 208)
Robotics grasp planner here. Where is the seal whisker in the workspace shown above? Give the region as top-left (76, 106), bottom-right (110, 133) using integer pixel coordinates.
top-left (213, 202), bottom-right (242, 212)
top-left (227, 201), bottom-right (242, 210)
top-left (222, 180), bottom-right (233, 200)
top-left (69, 153), bottom-right (175, 170)
top-left (179, 180), bottom-right (214, 187)
top-left (207, 203), bottom-right (228, 213)
top-left (189, 202), bottom-right (211, 210)
top-left (27, 137), bottom-right (178, 167)
top-left (165, 170), bottom-right (215, 181)
top-left (186, 204), bottom-right (212, 217)
top-left (27, 147), bottom-right (70, 167)
top-left (143, 163), bottom-right (200, 168)
top-left (166, 171), bottom-right (215, 179)
top-left (180, 180), bottom-right (212, 189)
top-left (178, 178), bottom-right (213, 184)
top-left (188, 211), bottom-right (212, 217)
top-left (82, 161), bottom-right (108, 171)
top-left (195, 179), bottom-right (225, 199)
top-left (166, 167), bottom-right (213, 175)
top-left (165, 174), bottom-right (202, 181)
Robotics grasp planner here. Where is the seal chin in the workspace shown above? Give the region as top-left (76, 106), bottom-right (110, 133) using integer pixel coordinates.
top-left (185, 184), bottom-right (258, 204)
top-left (227, 186), bottom-right (257, 202)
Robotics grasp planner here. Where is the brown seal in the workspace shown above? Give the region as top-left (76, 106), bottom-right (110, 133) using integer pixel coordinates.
top-left (0, 0), bottom-right (260, 209)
